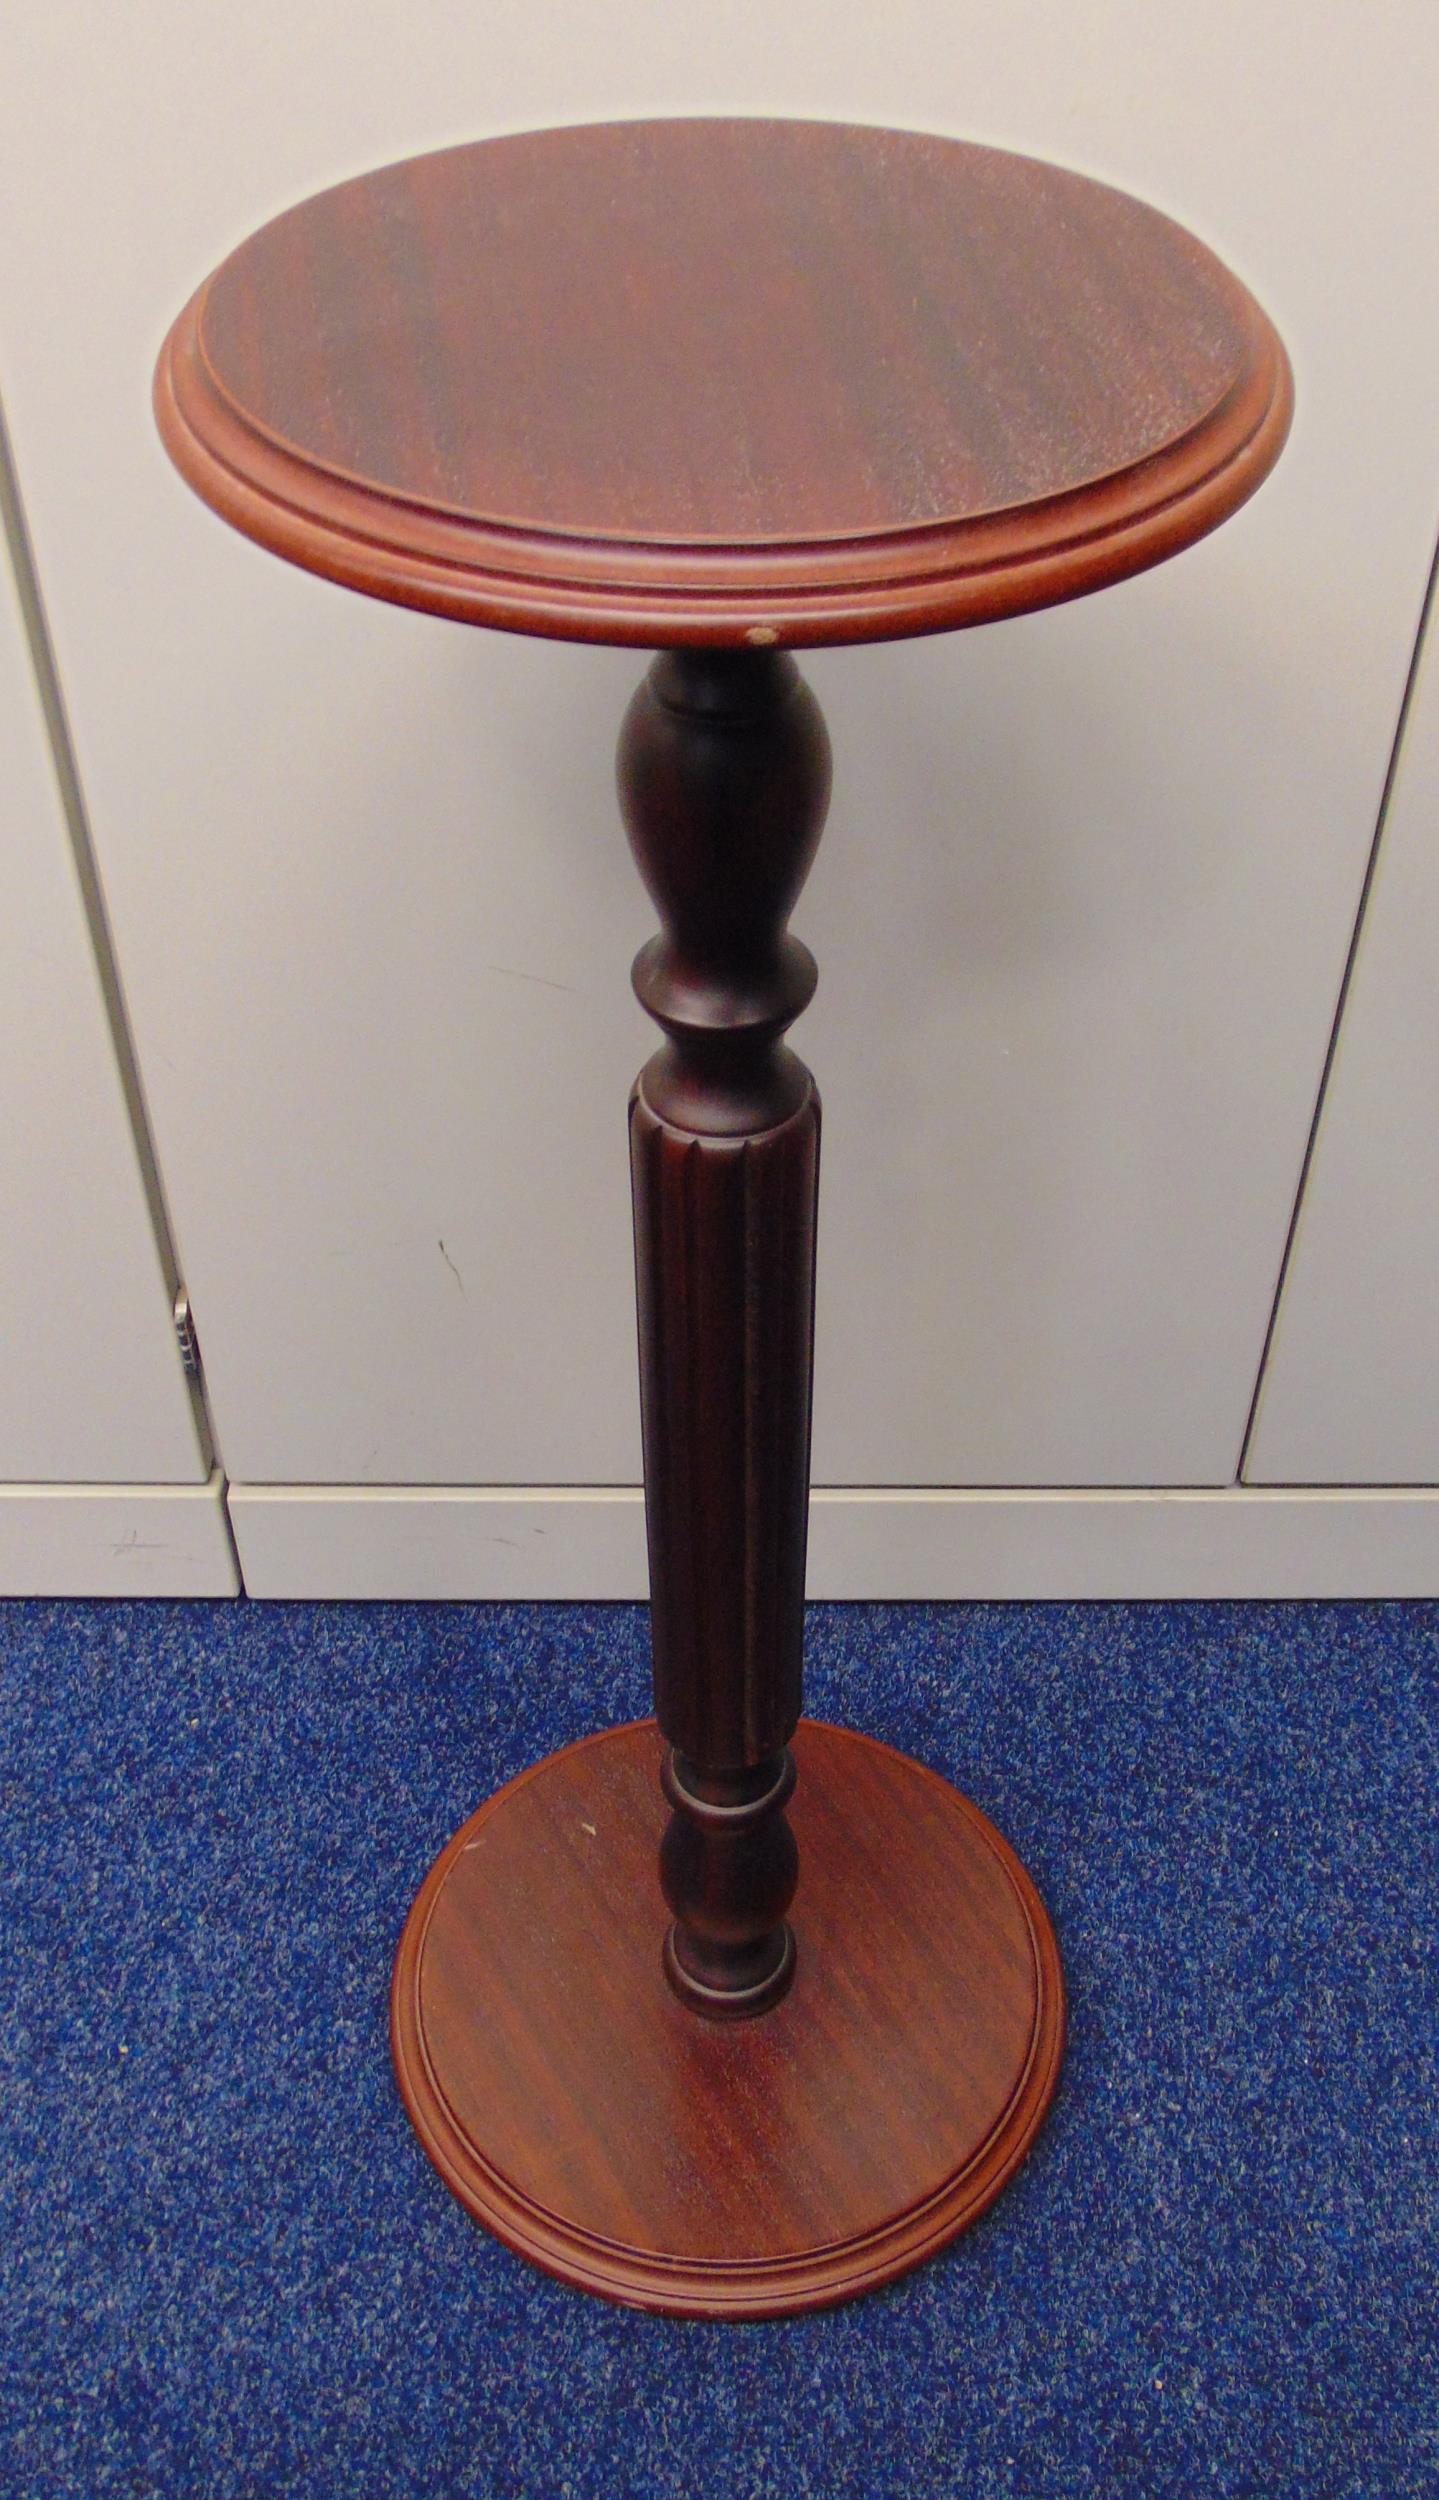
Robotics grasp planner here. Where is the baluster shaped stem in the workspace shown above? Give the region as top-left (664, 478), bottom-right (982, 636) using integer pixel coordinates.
top-left (619, 648), bottom-right (832, 2018)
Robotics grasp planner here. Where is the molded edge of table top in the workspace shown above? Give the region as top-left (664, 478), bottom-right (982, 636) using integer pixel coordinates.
top-left (154, 125), bottom-right (1293, 651)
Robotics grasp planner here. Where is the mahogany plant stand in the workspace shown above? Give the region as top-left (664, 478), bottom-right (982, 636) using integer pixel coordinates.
top-left (156, 117), bottom-right (1291, 2318)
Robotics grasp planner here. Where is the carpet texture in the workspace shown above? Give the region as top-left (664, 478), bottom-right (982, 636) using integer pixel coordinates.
top-left (1, 1597), bottom-right (1434, 2497)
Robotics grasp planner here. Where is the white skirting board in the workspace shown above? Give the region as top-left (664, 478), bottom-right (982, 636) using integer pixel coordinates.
top-left (228, 1483), bottom-right (1439, 1602)
top-left (0, 1471), bottom-right (238, 1596)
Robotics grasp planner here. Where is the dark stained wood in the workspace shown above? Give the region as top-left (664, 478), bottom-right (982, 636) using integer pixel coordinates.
top-left (622, 648), bottom-right (829, 2015)
top-left (155, 117), bottom-right (1291, 649)
top-left (390, 1718), bottom-right (1065, 2317)
top-left (157, 121), bottom-right (1294, 2312)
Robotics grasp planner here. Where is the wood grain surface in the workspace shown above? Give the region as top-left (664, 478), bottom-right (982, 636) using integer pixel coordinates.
top-left (622, 647), bottom-right (830, 2017)
top-left (391, 1718), bottom-right (1065, 2316)
top-left (155, 117), bottom-right (1291, 647)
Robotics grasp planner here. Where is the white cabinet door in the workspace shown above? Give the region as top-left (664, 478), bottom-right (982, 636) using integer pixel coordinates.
top-left (1247, 573), bottom-right (1439, 1485)
top-left (1, 6), bottom-right (1436, 1499)
top-left (0, 479), bottom-right (206, 1487)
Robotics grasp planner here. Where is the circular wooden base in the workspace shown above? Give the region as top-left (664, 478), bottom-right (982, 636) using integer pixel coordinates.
top-left (391, 1719), bottom-right (1064, 2318)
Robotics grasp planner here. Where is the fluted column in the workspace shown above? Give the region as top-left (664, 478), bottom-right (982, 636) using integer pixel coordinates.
top-left (618, 647), bottom-right (831, 2018)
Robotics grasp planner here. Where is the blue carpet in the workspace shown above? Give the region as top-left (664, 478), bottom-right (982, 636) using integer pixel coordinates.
top-left (0, 1598), bottom-right (1434, 2498)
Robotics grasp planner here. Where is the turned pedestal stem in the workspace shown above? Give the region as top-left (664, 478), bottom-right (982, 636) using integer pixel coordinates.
top-left (619, 648), bottom-right (831, 2017)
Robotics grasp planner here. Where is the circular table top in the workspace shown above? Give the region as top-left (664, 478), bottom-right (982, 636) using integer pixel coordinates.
top-left (155, 118), bottom-right (1292, 649)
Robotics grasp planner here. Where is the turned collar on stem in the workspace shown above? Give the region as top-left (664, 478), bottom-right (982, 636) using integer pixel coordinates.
top-left (649, 647), bottom-right (798, 719)
top-left (618, 648), bottom-right (833, 1134)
